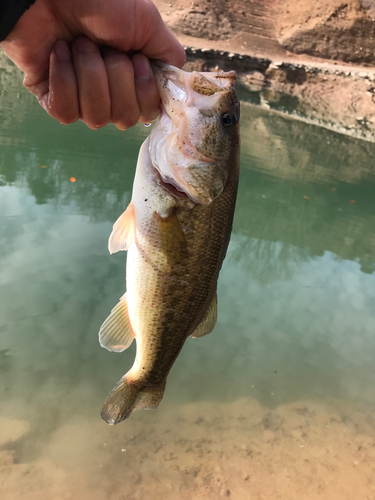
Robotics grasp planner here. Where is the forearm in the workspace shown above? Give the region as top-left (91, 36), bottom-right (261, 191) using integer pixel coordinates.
top-left (0, 0), bottom-right (36, 41)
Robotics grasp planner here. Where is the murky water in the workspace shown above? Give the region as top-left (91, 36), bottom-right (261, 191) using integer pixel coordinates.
top-left (1, 61), bottom-right (375, 500)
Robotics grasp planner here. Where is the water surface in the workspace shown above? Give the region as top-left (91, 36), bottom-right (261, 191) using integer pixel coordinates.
top-left (1, 62), bottom-right (375, 500)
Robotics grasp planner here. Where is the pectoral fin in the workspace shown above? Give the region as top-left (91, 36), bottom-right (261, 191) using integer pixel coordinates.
top-left (108, 203), bottom-right (136, 254)
top-left (99, 293), bottom-right (135, 352)
top-left (190, 291), bottom-right (217, 338)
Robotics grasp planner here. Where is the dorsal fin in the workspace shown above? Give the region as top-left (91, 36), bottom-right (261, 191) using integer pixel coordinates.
top-left (108, 203), bottom-right (136, 254)
top-left (99, 293), bottom-right (135, 352)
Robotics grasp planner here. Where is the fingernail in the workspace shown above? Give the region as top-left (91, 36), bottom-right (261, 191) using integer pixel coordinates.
top-left (74, 37), bottom-right (97, 53)
top-left (55, 41), bottom-right (71, 63)
top-left (134, 57), bottom-right (152, 82)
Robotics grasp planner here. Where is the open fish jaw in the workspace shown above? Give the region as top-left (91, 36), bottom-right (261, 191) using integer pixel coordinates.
top-left (152, 61), bottom-right (237, 98)
top-left (149, 63), bottom-right (240, 206)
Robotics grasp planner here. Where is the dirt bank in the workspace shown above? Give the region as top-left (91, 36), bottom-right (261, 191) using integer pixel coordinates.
top-left (153, 0), bottom-right (375, 142)
top-left (278, 0), bottom-right (375, 65)
top-left (155, 0), bottom-right (375, 66)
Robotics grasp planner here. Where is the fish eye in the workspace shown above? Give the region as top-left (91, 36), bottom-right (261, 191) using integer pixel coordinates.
top-left (222, 112), bottom-right (237, 127)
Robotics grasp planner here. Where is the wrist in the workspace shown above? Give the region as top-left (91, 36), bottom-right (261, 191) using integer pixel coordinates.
top-left (0, 0), bottom-right (37, 42)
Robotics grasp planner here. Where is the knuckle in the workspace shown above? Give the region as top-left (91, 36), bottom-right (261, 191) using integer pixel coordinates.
top-left (47, 99), bottom-right (79, 125)
top-left (114, 113), bottom-right (140, 130)
top-left (73, 36), bottom-right (98, 54)
top-left (49, 109), bottom-right (78, 125)
top-left (59, 115), bottom-right (79, 125)
top-left (86, 118), bottom-right (109, 130)
top-left (95, 121), bottom-right (109, 129)
top-left (24, 79), bottom-right (48, 101)
top-left (85, 122), bottom-right (99, 130)
top-left (104, 53), bottom-right (133, 73)
top-left (82, 104), bottom-right (111, 130)
top-left (77, 58), bottom-right (103, 74)
top-left (114, 124), bottom-right (128, 132)
top-left (37, 94), bottom-right (49, 112)
top-left (140, 112), bottom-right (160, 124)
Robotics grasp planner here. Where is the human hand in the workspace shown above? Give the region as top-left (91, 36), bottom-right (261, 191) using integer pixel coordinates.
top-left (0, 0), bottom-right (185, 130)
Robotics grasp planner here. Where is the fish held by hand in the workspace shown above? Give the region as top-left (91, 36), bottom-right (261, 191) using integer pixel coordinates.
top-left (99, 62), bottom-right (240, 425)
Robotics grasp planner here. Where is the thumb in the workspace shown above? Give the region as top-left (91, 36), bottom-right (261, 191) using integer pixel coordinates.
top-left (135, 1), bottom-right (186, 67)
top-left (80, 0), bottom-right (186, 68)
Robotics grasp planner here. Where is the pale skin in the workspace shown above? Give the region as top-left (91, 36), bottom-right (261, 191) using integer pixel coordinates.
top-left (0, 0), bottom-right (186, 130)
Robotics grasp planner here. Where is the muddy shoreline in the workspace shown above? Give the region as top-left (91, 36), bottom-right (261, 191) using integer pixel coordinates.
top-left (2, 397), bottom-right (375, 500)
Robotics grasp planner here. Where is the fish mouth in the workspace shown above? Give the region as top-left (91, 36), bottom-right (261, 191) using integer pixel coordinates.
top-left (151, 61), bottom-right (237, 125)
top-left (152, 61), bottom-right (237, 93)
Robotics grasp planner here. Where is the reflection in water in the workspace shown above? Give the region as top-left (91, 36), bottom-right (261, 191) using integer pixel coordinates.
top-left (1, 58), bottom-right (375, 499)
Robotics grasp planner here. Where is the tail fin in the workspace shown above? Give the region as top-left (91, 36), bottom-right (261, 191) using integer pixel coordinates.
top-left (101, 375), bottom-right (166, 425)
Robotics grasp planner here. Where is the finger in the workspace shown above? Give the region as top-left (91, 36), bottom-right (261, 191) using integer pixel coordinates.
top-left (72, 36), bottom-right (111, 129)
top-left (140, 26), bottom-right (186, 69)
top-left (102, 48), bottom-right (140, 130)
top-left (134, 3), bottom-right (186, 68)
top-left (39, 41), bottom-right (79, 125)
top-left (132, 53), bottom-right (160, 124)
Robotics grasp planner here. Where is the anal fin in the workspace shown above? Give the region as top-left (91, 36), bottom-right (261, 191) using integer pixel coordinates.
top-left (99, 293), bottom-right (135, 352)
top-left (190, 290), bottom-right (217, 338)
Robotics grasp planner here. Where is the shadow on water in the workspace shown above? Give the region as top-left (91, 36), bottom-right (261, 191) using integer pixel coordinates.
top-left (1, 57), bottom-right (375, 494)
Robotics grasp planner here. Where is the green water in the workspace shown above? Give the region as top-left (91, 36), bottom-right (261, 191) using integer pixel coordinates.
top-left (1, 63), bottom-right (375, 499)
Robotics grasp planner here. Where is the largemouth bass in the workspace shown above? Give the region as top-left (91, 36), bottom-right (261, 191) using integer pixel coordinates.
top-left (99, 62), bottom-right (240, 424)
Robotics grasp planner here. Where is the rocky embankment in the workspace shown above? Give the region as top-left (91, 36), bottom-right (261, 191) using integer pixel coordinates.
top-left (155, 0), bottom-right (375, 65)
top-left (155, 0), bottom-right (375, 141)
